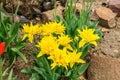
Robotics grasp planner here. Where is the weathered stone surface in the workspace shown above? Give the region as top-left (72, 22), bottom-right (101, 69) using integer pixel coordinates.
top-left (76, 3), bottom-right (82, 12)
top-left (95, 7), bottom-right (116, 21)
top-left (20, 16), bottom-right (30, 24)
top-left (109, 0), bottom-right (120, 16)
top-left (101, 27), bottom-right (110, 33)
top-left (5, 0), bottom-right (43, 19)
top-left (95, 7), bottom-right (117, 28)
top-left (79, 75), bottom-right (86, 80)
top-left (0, 0), bottom-right (6, 3)
top-left (42, 5), bottom-right (64, 22)
top-left (116, 17), bottom-right (120, 29)
top-left (87, 54), bottom-right (120, 80)
top-left (90, 0), bottom-right (111, 21)
top-left (90, 10), bottom-right (99, 21)
top-left (43, 1), bottom-right (54, 11)
top-left (59, 0), bottom-right (67, 3)
top-left (92, 29), bottom-right (120, 58)
top-left (4, 0), bottom-right (66, 20)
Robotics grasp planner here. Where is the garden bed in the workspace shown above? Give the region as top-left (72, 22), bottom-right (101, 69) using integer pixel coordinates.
top-left (1, 0), bottom-right (120, 80)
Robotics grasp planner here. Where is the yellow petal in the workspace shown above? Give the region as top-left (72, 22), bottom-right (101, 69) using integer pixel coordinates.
top-left (28, 34), bottom-right (34, 43)
top-left (37, 52), bottom-right (43, 57)
top-left (51, 63), bottom-right (57, 69)
top-left (78, 59), bottom-right (86, 63)
top-left (79, 39), bottom-right (86, 47)
top-left (90, 41), bottom-right (97, 46)
top-left (70, 62), bottom-right (74, 68)
top-left (22, 34), bottom-right (27, 41)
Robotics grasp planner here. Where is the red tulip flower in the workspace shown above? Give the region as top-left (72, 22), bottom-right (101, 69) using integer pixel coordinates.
top-left (0, 42), bottom-right (5, 55)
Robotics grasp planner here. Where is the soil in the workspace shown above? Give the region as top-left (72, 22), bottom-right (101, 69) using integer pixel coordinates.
top-left (3, 38), bottom-right (36, 80)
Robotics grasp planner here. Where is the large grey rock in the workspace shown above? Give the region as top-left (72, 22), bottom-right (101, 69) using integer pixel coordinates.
top-left (87, 54), bottom-right (120, 80)
top-left (109, 0), bottom-right (120, 16)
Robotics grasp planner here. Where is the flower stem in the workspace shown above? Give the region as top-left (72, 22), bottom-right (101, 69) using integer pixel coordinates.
top-left (0, 56), bottom-right (2, 80)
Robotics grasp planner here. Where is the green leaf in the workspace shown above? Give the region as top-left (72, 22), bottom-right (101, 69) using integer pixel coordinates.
top-left (71, 77), bottom-right (81, 80)
top-left (5, 31), bottom-right (17, 51)
top-left (35, 56), bottom-right (52, 75)
top-left (89, 21), bottom-right (98, 28)
top-left (8, 69), bottom-right (13, 80)
top-left (35, 57), bottom-right (59, 80)
top-left (1, 19), bottom-right (7, 36)
top-left (66, 70), bottom-right (72, 77)
top-left (16, 43), bottom-right (26, 50)
top-left (14, 5), bottom-right (20, 18)
top-left (21, 68), bottom-right (35, 74)
top-left (33, 67), bottom-right (48, 80)
top-left (53, 72), bottom-right (60, 80)
top-left (29, 73), bottom-right (40, 80)
top-left (35, 58), bottom-right (44, 67)
top-left (2, 58), bottom-right (5, 66)
top-left (3, 67), bottom-right (9, 76)
top-left (11, 48), bottom-right (27, 63)
top-left (77, 63), bottom-right (90, 75)
top-left (2, 57), bottom-right (16, 76)
top-left (95, 28), bottom-right (103, 40)
top-left (8, 69), bottom-right (17, 80)
top-left (12, 76), bottom-right (17, 80)
top-left (81, 44), bottom-right (89, 58)
top-left (12, 23), bottom-right (19, 37)
top-left (53, 15), bottom-right (61, 22)
top-left (0, 33), bottom-right (5, 40)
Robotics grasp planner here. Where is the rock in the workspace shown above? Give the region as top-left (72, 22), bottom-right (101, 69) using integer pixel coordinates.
top-left (90, 10), bottom-right (99, 21)
top-left (5, 0), bottom-right (43, 19)
top-left (43, 1), bottom-right (54, 11)
top-left (101, 27), bottom-right (110, 33)
top-left (20, 16), bottom-right (30, 26)
top-left (76, 3), bottom-right (82, 12)
top-left (59, 0), bottom-right (67, 6)
top-left (109, 0), bottom-right (120, 16)
top-left (99, 18), bottom-right (116, 28)
top-left (0, 0), bottom-right (5, 2)
top-left (4, 0), bottom-right (68, 20)
top-left (41, 5), bottom-right (64, 22)
top-left (95, 7), bottom-right (117, 28)
top-left (32, 7), bottom-right (41, 15)
top-left (116, 17), bottom-right (120, 29)
top-left (87, 54), bottom-right (120, 80)
top-left (93, 29), bottom-right (120, 58)
top-left (95, 6), bottom-right (116, 22)
top-left (79, 75), bottom-right (86, 80)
